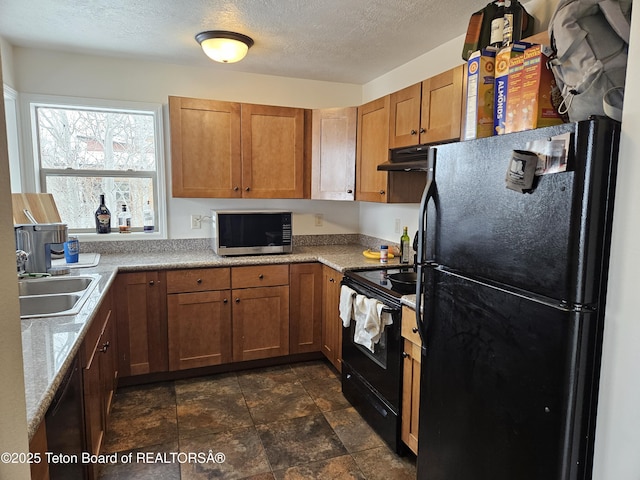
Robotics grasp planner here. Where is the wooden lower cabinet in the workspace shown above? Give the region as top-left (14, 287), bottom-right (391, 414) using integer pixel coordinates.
top-left (167, 290), bottom-right (232, 370)
top-left (401, 306), bottom-right (421, 454)
top-left (29, 421), bottom-right (49, 480)
top-left (83, 287), bottom-right (118, 480)
top-left (289, 263), bottom-right (323, 354)
top-left (115, 271), bottom-right (168, 377)
top-left (321, 265), bottom-right (343, 371)
top-left (233, 285), bottom-right (290, 362)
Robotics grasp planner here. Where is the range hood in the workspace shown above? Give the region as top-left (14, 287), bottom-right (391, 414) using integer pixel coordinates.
top-left (377, 145), bottom-right (430, 171)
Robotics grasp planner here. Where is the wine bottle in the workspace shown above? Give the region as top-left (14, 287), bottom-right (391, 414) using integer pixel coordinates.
top-left (95, 194), bottom-right (111, 234)
top-left (503, 0), bottom-right (534, 47)
top-left (400, 226), bottom-right (411, 264)
top-left (143, 200), bottom-right (154, 233)
top-left (489, 0), bottom-right (506, 48)
top-left (118, 204), bottom-right (132, 233)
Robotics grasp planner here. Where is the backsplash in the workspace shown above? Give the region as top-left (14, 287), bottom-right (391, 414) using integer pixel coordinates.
top-left (80, 234), bottom-right (400, 255)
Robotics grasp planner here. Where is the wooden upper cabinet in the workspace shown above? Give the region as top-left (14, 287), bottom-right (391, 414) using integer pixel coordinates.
top-left (311, 107), bottom-right (357, 200)
top-left (356, 96), bottom-right (390, 202)
top-left (241, 103), bottom-right (306, 199)
top-left (420, 64), bottom-right (466, 144)
top-left (169, 96), bottom-right (242, 198)
top-left (389, 64), bottom-right (466, 149)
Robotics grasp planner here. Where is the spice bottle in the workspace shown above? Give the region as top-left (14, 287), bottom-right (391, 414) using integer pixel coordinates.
top-left (380, 245), bottom-right (389, 264)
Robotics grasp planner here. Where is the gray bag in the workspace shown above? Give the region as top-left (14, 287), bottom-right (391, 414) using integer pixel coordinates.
top-left (548, 0), bottom-right (632, 122)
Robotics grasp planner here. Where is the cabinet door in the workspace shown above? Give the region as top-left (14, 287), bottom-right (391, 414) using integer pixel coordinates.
top-left (167, 290), bottom-right (232, 370)
top-left (389, 82), bottom-right (422, 148)
top-left (241, 104), bottom-right (306, 198)
top-left (321, 266), bottom-right (343, 371)
top-left (115, 271), bottom-right (167, 377)
top-left (232, 285), bottom-right (290, 361)
top-left (419, 65), bottom-right (465, 144)
top-left (402, 338), bottom-right (422, 455)
top-left (169, 96), bottom-right (242, 198)
top-left (311, 107), bottom-right (357, 200)
top-left (289, 263), bottom-right (323, 354)
top-left (356, 96), bottom-right (390, 202)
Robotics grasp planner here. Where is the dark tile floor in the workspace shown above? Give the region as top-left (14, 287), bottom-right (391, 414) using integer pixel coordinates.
top-left (99, 360), bottom-right (416, 479)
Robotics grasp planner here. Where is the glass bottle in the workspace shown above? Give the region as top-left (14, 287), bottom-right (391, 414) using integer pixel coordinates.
top-left (143, 200), bottom-right (154, 233)
top-left (489, 0), bottom-right (506, 48)
top-left (118, 204), bottom-right (132, 233)
top-left (400, 226), bottom-right (411, 264)
top-left (94, 194), bottom-right (111, 234)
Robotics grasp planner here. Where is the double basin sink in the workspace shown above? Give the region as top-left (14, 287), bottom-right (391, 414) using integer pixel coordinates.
top-left (19, 274), bottom-right (100, 318)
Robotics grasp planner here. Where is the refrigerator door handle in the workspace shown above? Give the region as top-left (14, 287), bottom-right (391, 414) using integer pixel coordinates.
top-left (415, 148), bottom-right (437, 350)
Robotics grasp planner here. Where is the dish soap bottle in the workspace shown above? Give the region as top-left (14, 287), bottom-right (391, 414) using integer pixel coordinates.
top-left (118, 204), bottom-right (132, 233)
top-left (400, 226), bottom-right (411, 264)
top-left (95, 194), bottom-right (111, 234)
top-left (143, 200), bottom-right (154, 233)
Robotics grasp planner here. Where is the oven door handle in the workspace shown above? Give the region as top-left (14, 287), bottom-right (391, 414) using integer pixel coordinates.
top-left (381, 306), bottom-right (401, 315)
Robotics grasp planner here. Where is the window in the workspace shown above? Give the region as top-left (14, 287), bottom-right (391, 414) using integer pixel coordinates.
top-left (27, 96), bottom-right (166, 237)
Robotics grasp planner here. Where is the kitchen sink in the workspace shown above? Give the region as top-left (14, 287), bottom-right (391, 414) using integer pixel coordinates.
top-left (19, 274), bottom-right (100, 319)
top-left (18, 276), bottom-right (95, 296)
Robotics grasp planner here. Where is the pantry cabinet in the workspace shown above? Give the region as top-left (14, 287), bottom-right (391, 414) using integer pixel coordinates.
top-left (169, 96), bottom-right (307, 199)
top-left (321, 265), bottom-right (343, 371)
top-left (166, 268), bottom-right (232, 370)
top-left (401, 306), bottom-right (421, 454)
top-left (231, 264), bottom-right (290, 361)
top-left (169, 96), bottom-right (242, 198)
top-left (115, 271), bottom-right (168, 377)
top-left (311, 107), bottom-right (357, 200)
top-left (83, 287), bottom-right (118, 480)
top-left (289, 263), bottom-right (323, 354)
top-left (389, 65), bottom-right (466, 148)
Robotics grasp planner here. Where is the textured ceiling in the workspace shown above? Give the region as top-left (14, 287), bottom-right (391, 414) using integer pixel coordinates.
top-left (0, 0), bottom-right (491, 84)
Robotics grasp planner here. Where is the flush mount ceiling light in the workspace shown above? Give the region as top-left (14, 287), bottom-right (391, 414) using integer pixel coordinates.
top-left (195, 31), bottom-right (254, 63)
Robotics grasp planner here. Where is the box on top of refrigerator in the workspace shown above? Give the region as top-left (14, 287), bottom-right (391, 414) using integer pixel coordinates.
top-left (494, 42), bottom-right (531, 135)
top-left (464, 47), bottom-right (496, 140)
top-left (506, 43), bottom-right (564, 133)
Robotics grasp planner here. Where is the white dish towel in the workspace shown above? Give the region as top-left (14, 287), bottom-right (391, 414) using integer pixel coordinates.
top-left (352, 295), bottom-right (393, 352)
top-left (339, 285), bottom-right (356, 327)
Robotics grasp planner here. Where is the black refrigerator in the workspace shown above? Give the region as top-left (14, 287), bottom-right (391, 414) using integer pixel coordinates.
top-left (414, 117), bottom-right (620, 480)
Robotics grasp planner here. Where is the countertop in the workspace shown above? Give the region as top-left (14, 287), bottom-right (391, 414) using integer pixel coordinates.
top-left (21, 243), bottom-right (412, 440)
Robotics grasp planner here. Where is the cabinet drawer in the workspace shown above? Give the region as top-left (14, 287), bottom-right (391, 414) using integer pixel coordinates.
top-left (401, 306), bottom-right (422, 346)
top-left (166, 268), bottom-right (230, 293)
top-left (232, 264), bottom-right (289, 289)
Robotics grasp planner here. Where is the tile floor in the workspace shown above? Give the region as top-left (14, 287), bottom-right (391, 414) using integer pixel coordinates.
top-left (99, 360), bottom-right (416, 479)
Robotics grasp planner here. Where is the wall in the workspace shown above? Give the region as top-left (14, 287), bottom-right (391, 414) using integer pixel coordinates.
top-left (0, 49), bottom-right (30, 480)
top-left (12, 47), bottom-right (364, 239)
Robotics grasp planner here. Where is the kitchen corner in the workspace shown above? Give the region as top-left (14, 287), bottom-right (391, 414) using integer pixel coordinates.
top-left (21, 235), bottom-right (416, 442)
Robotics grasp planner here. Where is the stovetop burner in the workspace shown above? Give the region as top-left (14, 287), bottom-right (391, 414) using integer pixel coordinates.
top-left (344, 267), bottom-right (416, 301)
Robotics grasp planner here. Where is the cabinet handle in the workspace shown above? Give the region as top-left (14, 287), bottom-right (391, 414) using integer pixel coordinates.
top-left (412, 327), bottom-right (419, 333)
top-left (196, 278), bottom-right (202, 284)
top-left (233, 186), bottom-right (239, 191)
top-left (402, 352), bottom-right (409, 358)
top-left (379, 190), bottom-right (385, 195)
top-left (223, 298), bottom-right (228, 304)
top-left (258, 274), bottom-right (264, 279)
top-left (149, 280), bottom-right (155, 286)
top-left (347, 189), bottom-right (353, 194)
top-left (245, 187), bottom-right (251, 192)
top-left (329, 278), bottom-right (335, 283)
top-left (235, 298), bottom-right (240, 303)
top-left (419, 127), bottom-right (426, 134)
top-left (100, 341), bottom-right (110, 353)
top-left (410, 129), bottom-right (417, 135)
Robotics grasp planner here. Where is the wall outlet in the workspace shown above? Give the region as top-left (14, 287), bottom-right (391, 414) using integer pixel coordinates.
top-left (314, 213), bottom-right (324, 227)
top-left (395, 218), bottom-right (401, 234)
top-left (190, 214), bottom-right (202, 229)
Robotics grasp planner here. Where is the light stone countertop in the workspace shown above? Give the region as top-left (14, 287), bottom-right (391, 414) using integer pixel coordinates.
top-left (21, 243), bottom-right (407, 440)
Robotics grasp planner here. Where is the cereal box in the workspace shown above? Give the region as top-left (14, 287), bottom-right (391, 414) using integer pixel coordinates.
top-left (464, 48), bottom-right (496, 140)
top-left (494, 42), bottom-right (531, 135)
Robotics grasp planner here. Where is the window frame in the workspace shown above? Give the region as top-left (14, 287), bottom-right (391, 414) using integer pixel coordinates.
top-left (22, 94), bottom-right (167, 240)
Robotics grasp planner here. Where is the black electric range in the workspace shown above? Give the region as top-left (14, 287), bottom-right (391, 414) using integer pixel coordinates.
top-left (342, 267), bottom-right (416, 306)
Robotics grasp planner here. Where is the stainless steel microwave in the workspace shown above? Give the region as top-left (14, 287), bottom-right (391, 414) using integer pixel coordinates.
top-left (211, 210), bottom-right (292, 256)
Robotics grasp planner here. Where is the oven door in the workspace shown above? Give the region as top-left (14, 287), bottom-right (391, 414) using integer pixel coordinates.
top-left (341, 295), bottom-right (403, 410)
